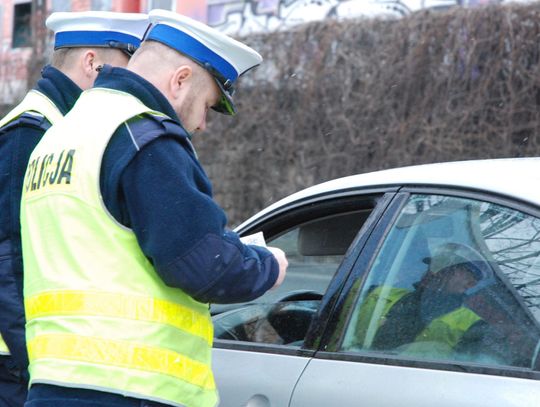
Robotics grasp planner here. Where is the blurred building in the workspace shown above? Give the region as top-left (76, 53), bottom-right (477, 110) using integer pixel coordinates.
top-left (0, 0), bottom-right (208, 105)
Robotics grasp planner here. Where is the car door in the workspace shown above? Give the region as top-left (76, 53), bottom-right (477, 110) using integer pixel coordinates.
top-left (290, 189), bottom-right (540, 407)
top-left (212, 190), bottom-right (396, 406)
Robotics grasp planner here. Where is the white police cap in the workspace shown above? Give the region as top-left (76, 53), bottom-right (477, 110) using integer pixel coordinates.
top-left (147, 9), bottom-right (263, 115)
top-left (46, 11), bottom-right (150, 56)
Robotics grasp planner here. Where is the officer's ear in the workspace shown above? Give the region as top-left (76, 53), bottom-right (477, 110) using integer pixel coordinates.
top-left (69, 49), bottom-right (103, 90)
top-left (170, 65), bottom-right (192, 99)
top-left (81, 50), bottom-right (99, 78)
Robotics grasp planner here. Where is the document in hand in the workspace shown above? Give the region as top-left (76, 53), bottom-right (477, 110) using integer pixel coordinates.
top-left (239, 231), bottom-right (267, 247)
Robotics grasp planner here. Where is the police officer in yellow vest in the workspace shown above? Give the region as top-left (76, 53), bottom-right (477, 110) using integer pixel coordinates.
top-left (20, 9), bottom-right (288, 407)
top-left (0, 11), bottom-right (148, 406)
top-left (353, 244), bottom-right (491, 357)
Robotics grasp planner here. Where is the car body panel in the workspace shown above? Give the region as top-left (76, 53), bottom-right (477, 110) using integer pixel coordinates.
top-left (290, 357), bottom-right (540, 407)
top-left (213, 348), bottom-right (310, 406)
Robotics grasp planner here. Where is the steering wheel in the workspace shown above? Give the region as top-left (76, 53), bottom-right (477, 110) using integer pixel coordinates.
top-left (213, 291), bottom-right (323, 344)
top-left (213, 304), bottom-right (267, 341)
top-left (266, 301), bottom-right (319, 344)
top-left (276, 290), bottom-right (324, 302)
top-left (264, 290), bottom-right (323, 344)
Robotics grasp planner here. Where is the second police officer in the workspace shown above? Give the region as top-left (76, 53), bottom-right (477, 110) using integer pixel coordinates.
top-left (0, 11), bottom-right (149, 406)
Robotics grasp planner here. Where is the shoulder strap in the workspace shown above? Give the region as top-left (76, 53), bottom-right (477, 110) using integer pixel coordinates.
top-left (126, 113), bottom-right (197, 158)
top-left (0, 111), bottom-right (52, 134)
top-left (0, 90), bottom-right (62, 129)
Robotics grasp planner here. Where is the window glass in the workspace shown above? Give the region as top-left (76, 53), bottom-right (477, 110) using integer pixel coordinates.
top-left (341, 194), bottom-right (540, 370)
top-left (213, 209), bottom-right (371, 345)
top-left (51, 0), bottom-right (71, 12)
top-left (91, 0), bottom-right (112, 11)
top-left (12, 2), bottom-right (31, 49)
top-left (266, 210), bottom-right (368, 301)
top-left (147, 0), bottom-right (174, 12)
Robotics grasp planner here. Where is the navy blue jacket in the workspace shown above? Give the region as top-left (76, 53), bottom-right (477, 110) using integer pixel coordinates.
top-left (0, 66), bottom-right (81, 374)
top-left (97, 65), bottom-right (278, 304)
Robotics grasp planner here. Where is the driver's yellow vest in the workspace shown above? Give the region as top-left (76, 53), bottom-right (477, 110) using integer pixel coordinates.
top-left (0, 90), bottom-right (62, 357)
top-left (21, 88), bottom-right (217, 407)
top-left (353, 286), bottom-right (481, 353)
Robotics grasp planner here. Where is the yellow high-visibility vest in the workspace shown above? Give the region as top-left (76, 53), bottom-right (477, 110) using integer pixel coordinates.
top-left (0, 338), bottom-right (9, 356)
top-left (21, 88), bottom-right (217, 407)
top-left (0, 89), bottom-right (62, 357)
top-left (0, 90), bottom-right (62, 129)
top-left (353, 286), bottom-right (481, 354)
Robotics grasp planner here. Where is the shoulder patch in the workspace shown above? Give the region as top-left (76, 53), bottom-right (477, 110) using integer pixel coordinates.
top-left (124, 113), bottom-right (193, 152)
top-left (0, 112), bottom-right (51, 135)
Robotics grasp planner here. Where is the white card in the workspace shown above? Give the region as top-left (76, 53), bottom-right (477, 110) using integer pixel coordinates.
top-left (240, 231), bottom-right (267, 247)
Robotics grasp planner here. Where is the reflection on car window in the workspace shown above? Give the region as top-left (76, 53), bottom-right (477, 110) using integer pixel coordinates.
top-left (213, 209), bottom-right (371, 346)
top-left (341, 194), bottom-right (540, 370)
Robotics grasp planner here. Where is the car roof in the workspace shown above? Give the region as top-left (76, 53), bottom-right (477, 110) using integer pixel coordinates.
top-left (237, 158), bottom-right (540, 229)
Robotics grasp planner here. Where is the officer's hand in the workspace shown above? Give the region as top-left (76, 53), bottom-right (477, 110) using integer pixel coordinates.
top-left (267, 246), bottom-right (288, 289)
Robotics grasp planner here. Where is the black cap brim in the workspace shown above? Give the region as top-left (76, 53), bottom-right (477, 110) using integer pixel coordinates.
top-left (211, 77), bottom-right (236, 116)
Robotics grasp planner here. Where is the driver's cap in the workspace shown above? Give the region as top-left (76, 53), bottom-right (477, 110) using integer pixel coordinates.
top-left (426, 243), bottom-right (486, 276)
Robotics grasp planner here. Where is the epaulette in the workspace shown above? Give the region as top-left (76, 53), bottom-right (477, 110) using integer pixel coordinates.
top-left (0, 112), bottom-right (51, 134)
top-left (125, 113), bottom-right (196, 156)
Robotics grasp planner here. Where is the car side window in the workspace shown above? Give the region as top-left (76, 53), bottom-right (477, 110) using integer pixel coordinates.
top-left (213, 208), bottom-right (373, 346)
top-left (268, 210), bottom-right (368, 300)
top-left (341, 194), bottom-right (540, 371)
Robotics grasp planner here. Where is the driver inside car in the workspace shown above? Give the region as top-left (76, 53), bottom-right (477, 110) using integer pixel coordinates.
top-left (353, 242), bottom-right (493, 358)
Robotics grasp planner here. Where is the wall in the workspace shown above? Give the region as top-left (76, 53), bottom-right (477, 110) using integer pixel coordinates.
top-left (0, 0), bottom-right (33, 104)
top-left (205, 0), bottom-right (537, 35)
top-left (0, 0), bottom-right (137, 105)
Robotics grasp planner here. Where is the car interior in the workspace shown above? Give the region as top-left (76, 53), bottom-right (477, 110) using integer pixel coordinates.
top-left (212, 199), bottom-right (378, 346)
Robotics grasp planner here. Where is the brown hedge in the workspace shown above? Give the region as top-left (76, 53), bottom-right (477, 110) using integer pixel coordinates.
top-left (197, 4), bottom-right (540, 226)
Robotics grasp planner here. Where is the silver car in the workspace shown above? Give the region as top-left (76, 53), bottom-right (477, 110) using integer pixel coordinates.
top-left (212, 158), bottom-right (540, 406)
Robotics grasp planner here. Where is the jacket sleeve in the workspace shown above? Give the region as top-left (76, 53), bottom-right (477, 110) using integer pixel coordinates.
top-left (114, 135), bottom-right (278, 304)
top-left (0, 117), bottom-right (48, 373)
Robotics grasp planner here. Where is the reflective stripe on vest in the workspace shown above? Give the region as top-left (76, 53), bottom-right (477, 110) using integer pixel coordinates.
top-left (0, 90), bottom-right (62, 129)
top-left (21, 88), bottom-right (217, 407)
top-left (25, 290), bottom-right (212, 345)
top-left (415, 306), bottom-right (481, 350)
top-left (0, 334), bottom-right (9, 355)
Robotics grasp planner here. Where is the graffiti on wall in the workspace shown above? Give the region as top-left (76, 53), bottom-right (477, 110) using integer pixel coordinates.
top-left (206, 0), bottom-right (534, 35)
